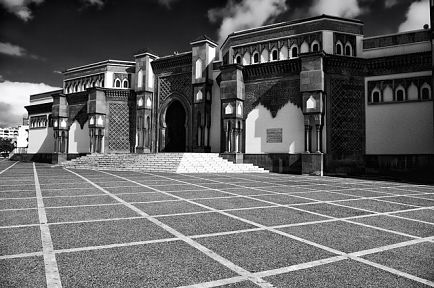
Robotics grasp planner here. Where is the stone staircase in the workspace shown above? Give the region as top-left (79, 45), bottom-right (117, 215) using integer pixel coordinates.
top-left (61, 153), bottom-right (268, 173)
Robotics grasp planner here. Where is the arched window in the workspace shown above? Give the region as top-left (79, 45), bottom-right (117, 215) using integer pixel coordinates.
top-left (336, 41), bottom-right (343, 55)
top-left (395, 87), bottom-right (405, 101)
top-left (195, 59), bottom-right (203, 79)
top-left (122, 79), bottom-right (129, 88)
top-left (235, 55), bottom-right (242, 64)
top-left (311, 41), bottom-right (320, 52)
top-left (115, 79), bottom-right (121, 88)
top-left (371, 90), bottom-right (380, 103)
top-left (291, 46), bottom-right (298, 58)
top-left (137, 70), bottom-right (143, 88)
top-left (345, 42), bottom-right (352, 56)
top-left (252, 52), bottom-right (259, 64)
top-left (271, 49), bottom-right (278, 61)
top-left (421, 83), bottom-right (431, 100)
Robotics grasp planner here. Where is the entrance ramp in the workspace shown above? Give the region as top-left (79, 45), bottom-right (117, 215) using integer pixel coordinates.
top-left (61, 153), bottom-right (268, 173)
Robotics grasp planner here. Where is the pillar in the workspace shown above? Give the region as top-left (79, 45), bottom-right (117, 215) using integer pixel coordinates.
top-left (191, 35), bottom-right (217, 152)
top-left (134, 51), bottom-right (157, 153)
top-left (300, 54), bottom-right (325, 176)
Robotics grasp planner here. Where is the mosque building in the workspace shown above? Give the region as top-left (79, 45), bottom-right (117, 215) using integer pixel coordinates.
top-left (23, 14), bottom-right (434, 176)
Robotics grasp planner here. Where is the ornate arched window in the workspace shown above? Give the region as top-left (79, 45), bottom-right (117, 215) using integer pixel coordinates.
top-left (195, 59), bottom-right (203, 79)
top-left (370, 88), bottom-right (381, 103)
top-left (291, 46), bottom-right (298, 58)
top-left (311, 41), bottom-right (320, 52)
top-left (345, 42), bottom-right (353, 56)
top-left (115, 79), bottom-right (121, 88)
top-left (271, 49), bottom-right (278, 61)
top-left (336, 41), bottom-right (343, 55)
top-left (122, 79), bottom-right (129, 88)
top-left (421, 83), bottom-right (431, 100)
top-left (395, 86), bottom-right (405, 101)
top-left (252, 52), bottom-right (259, 64)
top-left (235, 55), bottom-right (242, 64)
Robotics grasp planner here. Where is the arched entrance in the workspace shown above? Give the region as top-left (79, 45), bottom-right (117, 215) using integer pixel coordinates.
top-left (163, 100), bottom-right (186, 152)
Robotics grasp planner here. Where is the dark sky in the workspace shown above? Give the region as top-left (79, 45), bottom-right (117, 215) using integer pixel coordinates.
top-left (0, 0), bottom-right (426, 87)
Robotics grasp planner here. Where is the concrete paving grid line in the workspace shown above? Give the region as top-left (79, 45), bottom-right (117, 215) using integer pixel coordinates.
top-left (0, 161), bottom-right (433, 287)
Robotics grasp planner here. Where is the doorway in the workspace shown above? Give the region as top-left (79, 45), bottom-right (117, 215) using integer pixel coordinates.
top-left (164, 100), bottom-right (186, 152)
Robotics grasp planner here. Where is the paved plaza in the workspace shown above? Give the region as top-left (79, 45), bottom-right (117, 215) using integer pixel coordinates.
top-left (0, 159), bottom-right (433, 287)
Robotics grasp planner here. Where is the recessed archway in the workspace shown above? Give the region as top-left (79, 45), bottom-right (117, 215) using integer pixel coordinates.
top-left (163, 100), bottom-right (186, 152)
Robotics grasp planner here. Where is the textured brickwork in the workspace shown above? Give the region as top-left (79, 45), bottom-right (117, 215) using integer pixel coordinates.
top-left (328, 78), bottom-right (365, 157)
top-left (245, 78), bottom-right (301, 118)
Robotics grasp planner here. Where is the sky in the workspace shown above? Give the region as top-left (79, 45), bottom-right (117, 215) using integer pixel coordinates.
top-left (0, 0), bottom-right (431, 127)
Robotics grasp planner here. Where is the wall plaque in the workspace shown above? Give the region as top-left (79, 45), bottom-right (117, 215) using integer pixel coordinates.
top-left (266, 128), bottom-right (282, 143)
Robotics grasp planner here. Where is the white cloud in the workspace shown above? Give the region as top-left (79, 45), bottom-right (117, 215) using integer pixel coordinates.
top-left (398, 0), bottom-right (430, 32)
top-left (209, 0), bottom-right (288, 44)
top-left (308, 0), bottom-right (362, 18)
top-left (0, 81), bottom-right (60, 127)
top-left (0, 0), bottom-right (44, 21)
top-left (0, 42), bottom-right (27, 57)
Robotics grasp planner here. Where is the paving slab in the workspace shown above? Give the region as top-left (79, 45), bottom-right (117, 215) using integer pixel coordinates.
top-left (335, 189), bottom-right (390, 198)
top-left (105, 186), bottom-right (156, 193)
top-left (216, 281), bottom-right (261, 287)
top-left (43, 195), bottom-right (118, 207)
top-left (220, 188), bottom-right (275, 196)
top-left (193, 197), bottom-right (274, 210)
top-left (363, 242), bottom-right (434, 281)
top-left (280, 221), bottom-right (412, 253)
top-left (56, 241), bottom-right (237, 287)
top-left (227, 207), bottom-right (328, 226)
top-left (0, 209), bottom-right (39, 226)
top-left (50, 218), bottom-right (175, 250)
top-left (260, 186), bottom-right (314, 193)
top-left (295, 203), bottom-right (373, 218)
top-left (134, 200), bottom-right (210, 216)
top-left (157, 212), bottom-right (256, 236)
top-left (392, 209), bottom-right (434, 223)
top-left (149, 184), bottom-right (206, 192)
top-left (352, 215), bottom-right (434, 237)
top-left (168, 189), bottom-right (233, 199)
top-left (0, 256), bottom-right (46, 288)
top-left (293, 191), bottom-right (359, 201)
top-left (337, 199), bottom-right (417, 213)
top-left (0, 198), bottom-right (37, 209)
top-left (264, 259), bottom-right (428, 288)
top-left (0, 226), bottom-right (42, 255)
top-left (377, 196), bottom-right (434, 207)
top-left (41, 188), bottom-right (104, 197)
top-left (46, 204), bottom-right (139, 223)
top-left (0, 191), bottom-right (36, 199)
top-left (197, 230), bottom-right (335, 273)
top-left (252, 194), bottom-right (316, 205)
top-left (114, 192), bottom-right (177, 203)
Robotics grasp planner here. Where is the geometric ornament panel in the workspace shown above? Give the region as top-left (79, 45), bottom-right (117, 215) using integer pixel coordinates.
top-left (329, 78), bottom-right (365, 157)
top-left (108, 102), bottom-right (131, 152)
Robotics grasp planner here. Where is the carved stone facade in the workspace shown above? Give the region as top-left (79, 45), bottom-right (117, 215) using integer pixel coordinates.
top-left (25, 14), bottom-right (434, 176)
